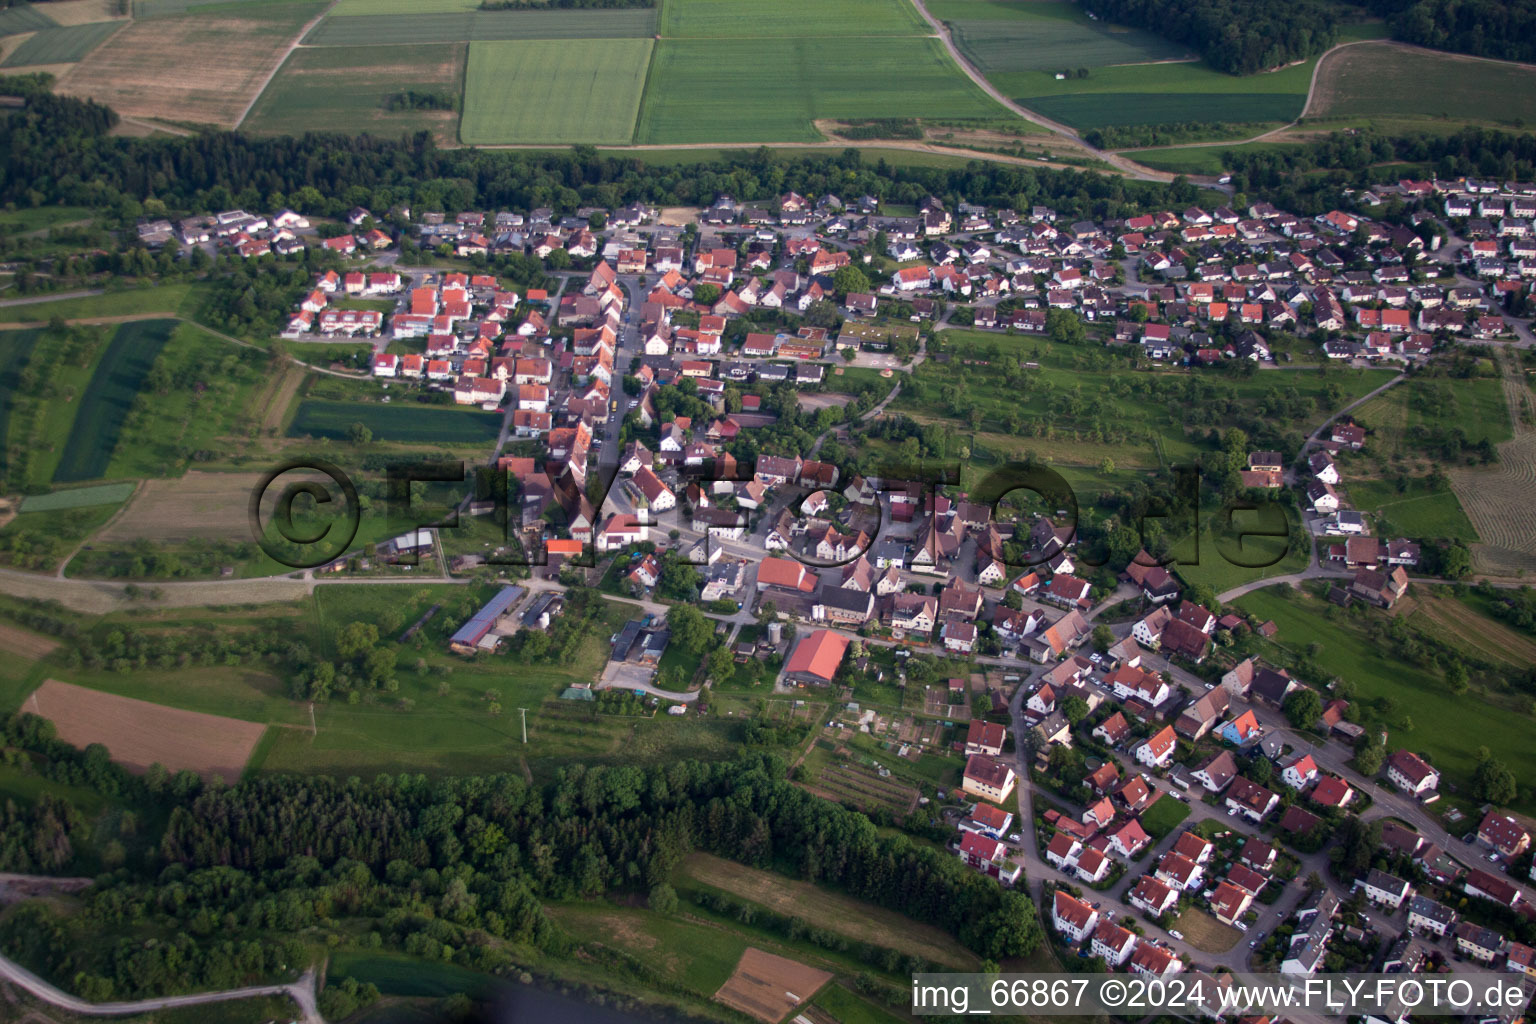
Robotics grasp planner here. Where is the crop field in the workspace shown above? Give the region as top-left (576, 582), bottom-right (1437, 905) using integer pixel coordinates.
top-left (930, 0), bottom-right (1188, 74)
top-left (661, 0), bottom-right (927, 37)
top-left (25, 679), bottom-right (267, 781)
top-left (0, 623), bottom-right (59, 660)
top-left (1400, 592), bottom-right (1536, 671)
top-left (1131, 139), bottom-right (1305, 174)
top-left (52, 318), bottom-right (176, 484)
top-left (302, 7), bottom-right (657, 45)
top-left (636, 36), bottom-right (1004, 144)
top-left (1237, 587), bottom-right (1536, 813)
top-left (1451, 429), bottom-right (1536, 577)
top-left (40, 0), bottom-right (127, 26)
top-left (95, 471), bottom-right (261, 543)
top-left (57, 1), bottom-right (323, 127)
top-left (287, 399), bottom-right (502, 444)
top-left (332, 0), bottom-right (475, 14)
top-left (0, 283), bottom-right (196, 324)
top-left (1345, 477), bottom-right (1478, 543)
top-left (0, 20), bottom-right (121, 66)
top-left (1310, 42), bottom-right (1536, 129)
top-left (460, 38), bottom-right (653, 145)
top-left (18, 481), bottom-right (136, 513)
top-left (552, 903), bottom-right (750, 996)
top-left (0, 328), bottom-right (42, 482)
top-left (0, 4), bottom-right (55, 34)
top-left (715, 948), bottom-right (832, 1024)
top-left (244, 43), bottom-right (465, 143)
top-left (679, 853), bottom-right (978, 969)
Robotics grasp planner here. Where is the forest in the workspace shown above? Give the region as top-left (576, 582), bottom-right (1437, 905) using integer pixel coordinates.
top-left (0, 73), bottom-right (1190, 226)
top-left (1080, 0), bottom-right (1337, 75)
top-left (0, 712), bottom-right (1041, 1002)
top-left (1366, 0), bottom-right (1536, 64)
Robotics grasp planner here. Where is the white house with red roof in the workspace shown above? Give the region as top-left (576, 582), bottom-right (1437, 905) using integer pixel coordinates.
top-left (1386, 750), bottom-right (1440, 797)
top-left (1053, 891), bottom-right (1099, 942)
top-left (1280, 754), bottom-right (1320, 790)
top-left (1091, 919), bottom-right (1137, 965)
top-left (1135, 725), bottom-right (1177, 768)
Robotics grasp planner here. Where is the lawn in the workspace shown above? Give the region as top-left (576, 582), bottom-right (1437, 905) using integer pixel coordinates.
top-left (660, 0), bottom-right (928, 38)
top-left (1235, 586), bottom-right (1536, 814)
top-left (302, 7), bottom-right (658, 45)
top-left (1140, 793), bottom-right (1193, 840)
top-left (0, 20), bottom-right (121, 67)
top-left (51, 318), bottom-right (177, 483)
top-left (929, 0), bottom-right (1190, 74)
top-left (244, 43), bottom-right (466, 144)
top-left (0, 283), bottom-right (197, 324)
top-left (459, 38), bottom-right (653, 145)
top-left (0, 328), bottom-right (42, 482)
top-left (635, 36), bottom-right (1007, 145)
top-left (1310, 42), bottom-right (1536, 130)
top-left (286, 399), bottom-right (503, 444)
top-left (1345, 477), bottom-right (1479, 543)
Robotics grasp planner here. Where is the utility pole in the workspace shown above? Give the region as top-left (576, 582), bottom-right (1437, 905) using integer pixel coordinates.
top-left (518, 707), bottom-right (528, 744)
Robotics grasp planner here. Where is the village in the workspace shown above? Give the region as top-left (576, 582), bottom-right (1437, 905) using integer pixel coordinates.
top-left (130, 173), bottom-right (1536, 1018)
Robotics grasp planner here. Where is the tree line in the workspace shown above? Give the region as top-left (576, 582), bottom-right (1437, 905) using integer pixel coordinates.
top-left (1081, 0), bottom-right (1337, 75)
top-left (1365, 0), bottom-right (1536, 64)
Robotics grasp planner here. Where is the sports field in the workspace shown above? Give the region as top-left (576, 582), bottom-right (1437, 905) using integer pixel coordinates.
top-left (244, 43), bottom-right (465, 143)
top-left (287, 399), bottom-right (503, 444)
top-left (0, 19), bottom-right (121, 67)
top-left (52, 319), bottom-right (176, 484)
top-left (636, 36), bottom-right (1004, 144)
top-left (302, 7), bottom-right (657, 45)
top-left (929, 0), bottom-right (1188, 73)
top-left (1309, 42), bottom-right (1536, 129)
top-left (57, 1), bottom-right (323, 127)
top-left (660, 0), bottom-right (927, 37)
top-left (460, 38), bottom-right (653, 145)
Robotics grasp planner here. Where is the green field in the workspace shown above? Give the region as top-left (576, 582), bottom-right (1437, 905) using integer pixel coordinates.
top-left (1236, 586), bottom-right (1536, 813)
top-left (18, 481), bottom-right (136, 513)
top-left (52, 319), bottom-right (177, 484)
top-left (0, 3), bottom-right (55, 34)
top-left (302, 7), bottom-right (658, 44)
top-left (0, 20), bottom-right (122, 67)
top-left (930, 0), bottom-right (1189, 73)
top-left (1311, 42), bottom-right (1536, 129)
top-left (244, 43), bottom-right (466, 142)
top-left (0, 284), bottom-right (196, 324)
top-left (636, 36), bottom-right (1005, 144)
top-left (1131, 140), bottom-right (1305, 174)
top-left (813, 984), bottom-right (909, 1024)
top-left (331, 0), bottom-right (474, 14)
top-left (1346, 477), bottom-right (1479, 543)
top-left (286, 400), bottom-right (503, 443)
top-left (0, 328), bottom-right (42, 481)
top-left (661, 0), bottom-right (927, 37)
top-left (460, 38), bottom-right (653, 145)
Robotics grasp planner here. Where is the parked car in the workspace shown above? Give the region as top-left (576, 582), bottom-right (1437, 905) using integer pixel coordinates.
top-left (1169, 929), bottom-right (1184, 940)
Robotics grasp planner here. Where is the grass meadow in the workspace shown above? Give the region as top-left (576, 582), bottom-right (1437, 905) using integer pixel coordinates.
top-left (286, 399), bottom-right (503, 444)
top-left (301, 6), bottom-right (657, 45)
top-left (17, 481), bottom-right (136, 512)
top-left (0, 328), bottom-right (43, 482)
top-left (0, 283), bottom-right (197, 324)
top-left (1236, 586), bottom-right (1536, 814)
top-left (635, 36), bottom-right (1005, 144)
top-left (1310, 42), bottom-right (1536, 130)
top-left (52, 318), bottom-right (176, 483)
top-left (1345, 477), bottom-right (1480, 543)
top-left (459, 38), bottom-right (653, 145)
top-left (244, 43), bottom-right (466, 143)
top-left (0, 20), bottom-right (122, 67)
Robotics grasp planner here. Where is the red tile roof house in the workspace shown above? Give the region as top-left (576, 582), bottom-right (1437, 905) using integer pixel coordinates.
top-left (1091, 919), bottom-right (1138, 966)
top-left (965, 720), bottom-right (1007, 757)
top-left (1107, 818), bottom-right (1151, 859)
top-left (783, 630), bottom-right (850, 686)
top-left (1386, 750), bottom-right (1440, 797)
top-left (1210, 881), bottom-right (1252, 926)
top-left (1129, 875), bottom-right (1179, 918)
top-left (1053, 891), bottom-right (1099, 943)
top-left (1478, 811), bottom-right (1531, 859)
top-left (958, 832), bottom-right (1021, 884)
top-left (1135, 725), bottom-right (1177, 768)
top-left (1224, 778), bottom-right (1279, 823)
top-left (963, 756), bottom-right (1017, 805)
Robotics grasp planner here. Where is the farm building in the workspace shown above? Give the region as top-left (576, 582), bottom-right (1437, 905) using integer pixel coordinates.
top-left (448, 585), bottom-right (526, 654)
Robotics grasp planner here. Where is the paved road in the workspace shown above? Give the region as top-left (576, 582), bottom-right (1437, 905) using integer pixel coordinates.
top-left (0, 952), bottom-right (323, 1023)
top-left (0, 289), bottom-right (104, 308)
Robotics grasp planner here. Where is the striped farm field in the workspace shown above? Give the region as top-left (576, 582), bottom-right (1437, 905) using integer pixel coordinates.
top-left (302, 7), bottom-right (657, 45)
top-left (18, 482), bottom-right (136, 513)
top-left (287, 400), bottom-right (502, 444)
top-left (331, 0), bottom-right (474, 13)
top-left (245, 43), bottom-right (465, 143)
top-left (460, 38), bottom-right (652, 145)
top-left (635, 36), bottom-right (1006, 144)
top-left (0, 20), bottom-right (122, 67)
top-left (1310, 42), bottom-right (1536, 130)
top-left (56, 1), bottom-right (323, 128)
top-left (660, 0), bottom-right (927, 37)
top-left (52, 319), bottom-right (177, 484)
top-left (0, 4), bottom-right (56, 34)
top-left (928, 0), bottom-right (1188, 74)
